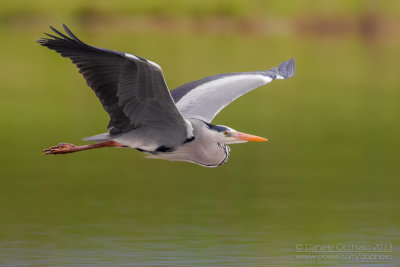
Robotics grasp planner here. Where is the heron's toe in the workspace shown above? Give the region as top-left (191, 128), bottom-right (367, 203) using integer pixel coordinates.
top-left (43, 143), bottom-right (75, 155)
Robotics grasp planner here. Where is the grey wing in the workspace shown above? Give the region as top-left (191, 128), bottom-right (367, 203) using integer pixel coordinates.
top-left (171, 58), bottom-right (295, 123)
top-left (38, 25), bottom-right (189, 147)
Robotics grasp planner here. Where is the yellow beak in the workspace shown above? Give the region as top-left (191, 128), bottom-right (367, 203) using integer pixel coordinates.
top-left (231, 132), bottom-right (268, 142)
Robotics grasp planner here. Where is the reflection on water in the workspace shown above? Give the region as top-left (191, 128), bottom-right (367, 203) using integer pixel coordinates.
top-left (1, 176), bottom-right (398, 266)
top-left (1, 207), bottom-right (398, 266)
top-left (0, 23), bottom-right (399, 266)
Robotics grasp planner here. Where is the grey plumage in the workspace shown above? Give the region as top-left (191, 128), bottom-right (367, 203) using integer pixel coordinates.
top-left (38, 25), bottom-right (189, 149)
top-left (38, 25), bottom-right (295, 167)
top-left (171, 61), bottom-right (295, 103)
top-left (172, 60), bottom-right (295, 122)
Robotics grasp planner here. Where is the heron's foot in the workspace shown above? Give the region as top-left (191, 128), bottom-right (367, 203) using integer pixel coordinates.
top-left (43, 143), bottom-right (77, 155)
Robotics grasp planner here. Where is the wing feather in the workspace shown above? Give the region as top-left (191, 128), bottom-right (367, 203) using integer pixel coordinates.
top-left (171, 59), bottom-right (295, 122)
top-left (38, 25), bottom-right (188, 146)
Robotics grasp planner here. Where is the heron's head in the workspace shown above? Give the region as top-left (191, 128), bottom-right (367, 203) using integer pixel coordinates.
top-left (205, 123), bottom-right (268, 145)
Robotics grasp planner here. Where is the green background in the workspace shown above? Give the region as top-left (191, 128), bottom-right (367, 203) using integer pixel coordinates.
top-left (0, 1), bottom-right (399, 266)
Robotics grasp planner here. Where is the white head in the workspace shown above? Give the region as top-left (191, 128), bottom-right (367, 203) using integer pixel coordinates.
top-left (204, 122), bottom-right (268, 145)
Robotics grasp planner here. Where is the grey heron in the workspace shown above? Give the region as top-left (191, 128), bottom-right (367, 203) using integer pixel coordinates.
top-left (38, 25), bottom-right (295, 167)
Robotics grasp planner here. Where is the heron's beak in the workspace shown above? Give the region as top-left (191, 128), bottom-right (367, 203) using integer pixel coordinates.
top-left (231, 132), bottom-right (268, 142)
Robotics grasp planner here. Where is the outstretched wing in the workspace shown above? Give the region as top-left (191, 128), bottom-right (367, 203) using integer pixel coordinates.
top-left (171, 59), bottom-right (295, 123)
top-left (38, 25), bottom-right (189, 147)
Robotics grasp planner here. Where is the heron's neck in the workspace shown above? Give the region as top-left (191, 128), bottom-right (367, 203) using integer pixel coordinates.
top-left (190, 123), bottom-right (230, 166)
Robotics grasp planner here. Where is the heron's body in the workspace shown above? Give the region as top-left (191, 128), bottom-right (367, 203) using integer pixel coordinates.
top-left (38, 25), bottom-right (295, 167)
top-left (86, 118), bottom-right (230, 167)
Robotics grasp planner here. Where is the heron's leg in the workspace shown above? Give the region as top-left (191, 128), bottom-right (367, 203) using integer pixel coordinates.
top-left (43, 141), bottom-right (125, 155)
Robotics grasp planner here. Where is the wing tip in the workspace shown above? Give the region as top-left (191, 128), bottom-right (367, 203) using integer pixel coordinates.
top-left (288, 58), bottom-right (295, 78)
top-left (278, 58), bottom-right (295, 79)
top-left (62, 24), bottom-right (84, 43)
top-left (267, 58), bottom-right (295, 79)
top-left (36, 24), bottom-right (86, 46)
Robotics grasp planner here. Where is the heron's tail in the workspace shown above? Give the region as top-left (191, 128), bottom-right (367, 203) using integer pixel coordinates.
top-left (83, 133), bottom-right (112, 143)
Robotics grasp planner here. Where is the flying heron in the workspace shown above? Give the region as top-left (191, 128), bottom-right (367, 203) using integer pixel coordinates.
top-left (38, 25), bottom-right (295, 167)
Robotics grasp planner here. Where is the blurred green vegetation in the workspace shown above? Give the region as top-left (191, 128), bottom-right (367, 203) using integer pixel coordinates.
top-left (0, 1), bottom-right (399, 266)
top-left (1, 0), bottom-right (400, 19)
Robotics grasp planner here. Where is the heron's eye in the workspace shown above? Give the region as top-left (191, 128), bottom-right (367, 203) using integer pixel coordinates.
top-left (224, 131), bottom-right (230, 137)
